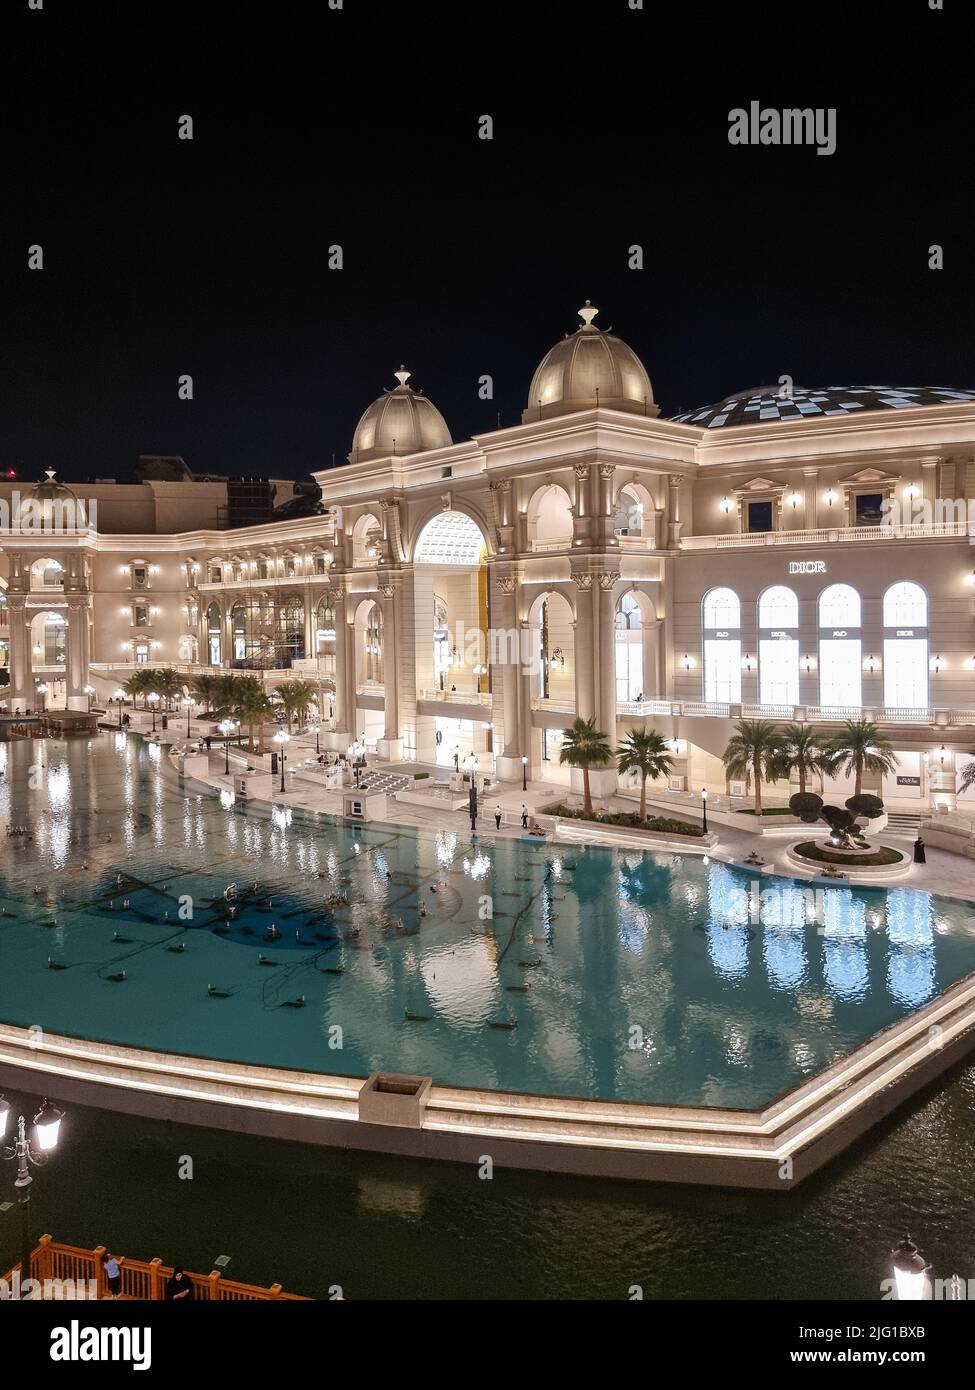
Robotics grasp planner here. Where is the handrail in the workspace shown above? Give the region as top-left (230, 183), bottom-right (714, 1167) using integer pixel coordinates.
top-left (2, 1235), bottom-right (309, 1300)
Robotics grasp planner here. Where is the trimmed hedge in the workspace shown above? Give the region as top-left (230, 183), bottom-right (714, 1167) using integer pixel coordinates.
top-left (541, 803), bottom-right (706, 838)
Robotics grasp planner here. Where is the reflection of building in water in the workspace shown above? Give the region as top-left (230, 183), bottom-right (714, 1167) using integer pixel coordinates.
top-left (821, 888), bottom-right (869, 1001)
top-left (886, 888), bottom-right (936, 1007)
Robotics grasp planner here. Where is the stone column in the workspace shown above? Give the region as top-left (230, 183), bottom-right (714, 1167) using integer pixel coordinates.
top-left (803, 467), bottom-right (819, 530)
top-left (377, 581), bottom-right (402, 760)
top-left (6, 595), bottom-right (28, 712)
top-left (664, 473), bottom-right (684, 548)
top-left (571, 573), bottom-right (596, 721)
top-left (322, 583), bottom-right (352, 749)
top-left (596, 573), bottom-right (620, 741)
top-left (65, 597), bottom-right (90, 709)
top-left (492, 571), bottom-right (523, 781)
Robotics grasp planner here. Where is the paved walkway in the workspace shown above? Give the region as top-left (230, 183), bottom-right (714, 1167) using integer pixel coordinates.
top-left (120, 712), bottom-right (975, 901)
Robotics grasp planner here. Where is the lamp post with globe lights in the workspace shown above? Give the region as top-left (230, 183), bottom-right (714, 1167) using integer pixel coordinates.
top-left (147, 690), bottom-right (160, 733)
top-left (701, 787), bottom-right (709, 835)
top-left (0, 1094), bottom-right (64, 1287)
top-left (274, 730), bottom-right (290, 793)
top-left (521, 755), bottom-right (528, 792)
top-left (83, 683), bottom-right (96, 713)
top-left (183, 695), bottom-right (194, 737)
top-left (114, 688), bottom-right (126, 727)
top-left (218, 719), bottom-right (236, 776)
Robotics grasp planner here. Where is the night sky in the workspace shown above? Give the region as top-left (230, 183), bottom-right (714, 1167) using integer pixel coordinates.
top-left (2, 0), bottom-right (972, 484)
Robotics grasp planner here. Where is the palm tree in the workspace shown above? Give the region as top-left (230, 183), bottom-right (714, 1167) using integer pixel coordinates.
top-left (235, 681), bottom-right (275, 754)
top-left (123, 669), bottom-right (152, 708)
top-left (559, 716), bottom-right (612, 814)
top-left (722, 719), bottom-right (786, 815)
top-left (777, 723), bottom-right (833, 795)
top-left (825, 718), bottom-right (898, 797)
top-left (191, 673), bottom-right (221, 714)
top-left (275, 680), bottom-right (316, 731)
top-left (153, 667), bottom-right (182, 711)
top-left (616, 728), bottom-right (674, 823)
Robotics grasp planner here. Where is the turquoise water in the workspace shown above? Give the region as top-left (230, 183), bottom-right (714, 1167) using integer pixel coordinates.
top-left (2, 732), bottom-right (975, 1109)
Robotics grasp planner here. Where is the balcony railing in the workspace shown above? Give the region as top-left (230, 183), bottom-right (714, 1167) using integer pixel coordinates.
top-left (420, 688), bottom-right (493, 706)
top-left (682, 522), bottom-right (973, 551)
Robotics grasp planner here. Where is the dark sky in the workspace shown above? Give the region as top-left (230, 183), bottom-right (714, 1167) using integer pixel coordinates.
top-left (2, 0), bottom-right (973, 484)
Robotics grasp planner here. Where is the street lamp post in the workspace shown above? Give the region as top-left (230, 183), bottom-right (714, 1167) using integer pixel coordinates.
top-left (0, 1094), bottom-right (64, 1285)
top-left (274, 730), bottom-right (290, 793)
top-left (183, 695), bottom-right (194, 737)
top-left (114, 688), bottom-right (126, 727)
top-left (701, 787), bottom-right (709, 835)
top-left (521, 755), bottom-right (528, 792)
top-left (310, 724), bottom-right (321, 755)
top-left (219, 719), bottom-right (236, 775)
top-left (147, 691), bottom-right (159, 733)
top-left (83, 684), bottom-right (95, 713)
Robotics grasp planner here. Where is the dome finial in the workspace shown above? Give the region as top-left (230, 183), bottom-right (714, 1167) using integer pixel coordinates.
top-left (45, 467), bottom-right (57, 481)
top-left (578, 300), bottom-right (599, 328)
top-left (394, 365), bottom-right (411, 387)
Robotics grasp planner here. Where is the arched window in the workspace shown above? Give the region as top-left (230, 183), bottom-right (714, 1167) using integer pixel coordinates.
top-left (702, 587), bottom-right (741, 703)
top-left (819, 583), bottom-right (860, 630)
top-left (231, 600), bottom-right (247, 662)
top-left (758, 586), bottom-right (798, 629)
top-left (883, 582), bottom-right (928, 710)
top-left (362, 603), bottom-right (383, 684)
top-left (818, 584), bottom-right (862, 709)
top-left (883, 581), bottom-right (927, 628)
top-left (703, 587), bottom-right (740, 630)
top-left (316, 595), bottom-right (336, 651)
top-left (615, 593), bottom-right (644, 701)
top-left (278, 597), bottom-right (305, 663)
top-left (758, 586), bottom-right (799, 707)
top-left (206, 602), bottom-right (222, 666)
top-left (433, 596), bottom-right (450, 690)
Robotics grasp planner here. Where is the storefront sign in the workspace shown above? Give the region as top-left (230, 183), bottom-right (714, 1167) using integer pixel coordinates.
top-left (896, 775), bottom-right (921, 786)
top-left (788, 560), bottom-right (826, 574)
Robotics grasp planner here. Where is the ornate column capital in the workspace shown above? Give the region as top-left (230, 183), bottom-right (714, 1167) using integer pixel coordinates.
top-left (573, 464), bottom-right (591, 482)
top-left (571, 572), bottom-right (594, 591)
top-left (597, 572), bottom-right (620, 591)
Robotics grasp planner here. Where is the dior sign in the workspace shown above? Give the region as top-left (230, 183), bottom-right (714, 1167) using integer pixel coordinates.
top-left (788, 560), bottom-right (826, 574)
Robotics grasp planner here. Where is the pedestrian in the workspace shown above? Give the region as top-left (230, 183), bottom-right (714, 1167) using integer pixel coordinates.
top-left (494, 805), bottom-right (502, 829)
top-left (913, 835), bottom-right (926, 864)
top-left (521, 804), bottom-right (528, 829)
top-left (165, 1266), bottom-right (194, 1301)
top-left (102, 1251), bottom-right (123, 1298)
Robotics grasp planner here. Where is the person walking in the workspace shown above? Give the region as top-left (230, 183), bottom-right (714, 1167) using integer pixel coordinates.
top-left (521, 804), bottom-right (529, 829)
top-left (494, 805), bottom-right (502, 830)
top-left (102, 1251), bottom-right (123, 1298)
top-left (913, 835), bottom-right (926, 864)
top-left (165, 1266), bottom-right (194, 1301)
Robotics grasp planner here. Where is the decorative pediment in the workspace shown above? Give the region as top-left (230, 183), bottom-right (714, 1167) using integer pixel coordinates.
top-left (839, 467), bottom-right (901, 488)
top-left (734, 476), bottom-right (784, 495)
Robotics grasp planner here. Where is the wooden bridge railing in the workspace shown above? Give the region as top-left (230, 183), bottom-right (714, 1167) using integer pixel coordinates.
top-left (3, 1234), bottom-right (309, 1300)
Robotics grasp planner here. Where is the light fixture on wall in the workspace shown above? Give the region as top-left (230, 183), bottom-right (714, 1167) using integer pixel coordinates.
top-left (787, 491), bottom-right (801, 510)
top-left (932, 653), bottom-right (945, 673)
top-left (681, 653), bottom-right (692, 671)
top-left (719, 496), bottom-right (732, 514)
top-left (741, 653), bottom-right (755, 672)
top-left (904, 482), bottom-right (920, 500)
top-left (864, 653), bottom-right (880, 673)
top-left (824, 489), bottom-right (838, 508)
top-left (801, 653), bottom-right (816, 673)
top-left (939, 744), bottom-right (948, 765)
